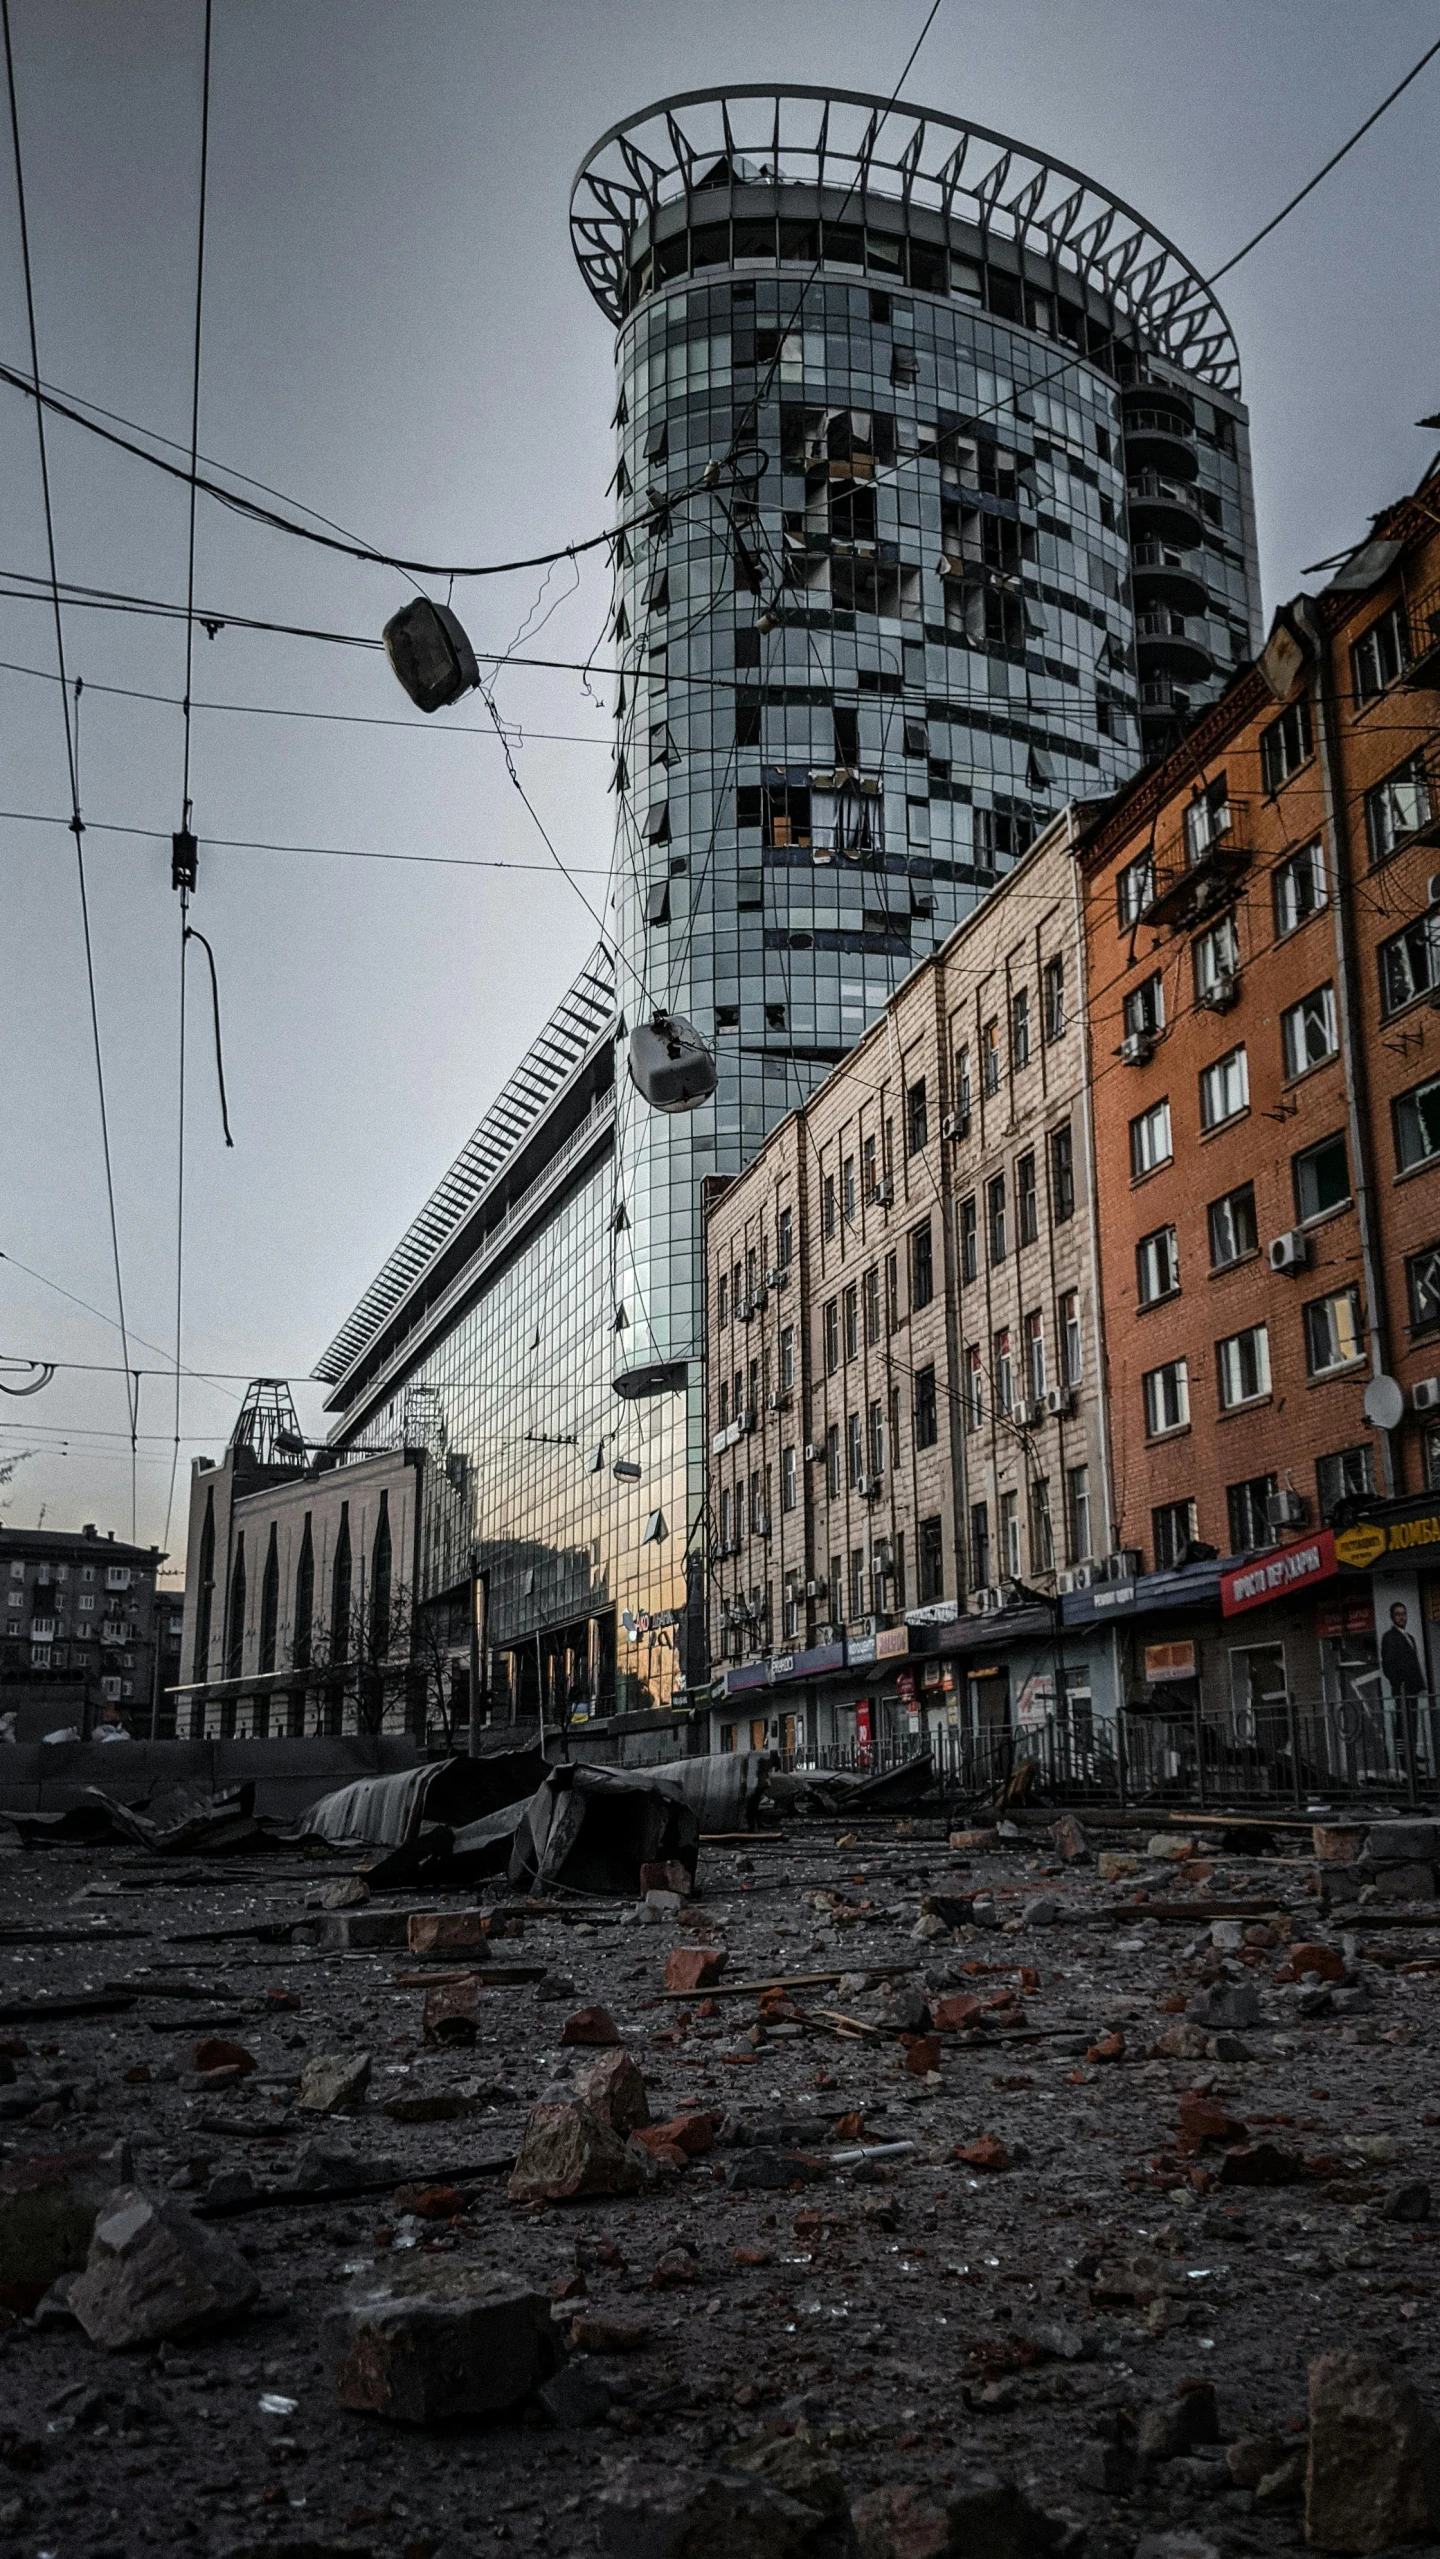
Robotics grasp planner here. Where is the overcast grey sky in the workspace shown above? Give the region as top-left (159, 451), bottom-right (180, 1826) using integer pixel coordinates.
top-left (2, 0), bottom-right (1437, 1578)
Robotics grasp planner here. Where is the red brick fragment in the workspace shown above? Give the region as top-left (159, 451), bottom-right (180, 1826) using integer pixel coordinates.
top-left (1177, 2094), bottom-right (1247, 2151)
top-left (639, 1861), bottom-right (691, 1896)
top-left (664, 1947), bottom-right (727, 1992)
top-left (1086, 2032), bottom-right (1125, 2065)
top-left (189, 2038), bottom-right (256, 2076)
top-left (633, 2110), bottom-right (713, 2159)
top-left (953, 2134), bottom-right (1011, 2173)
top-left (568, 2313), bottom-right (650, 2353)
top-left (1284, 1942), bottom-right (1345, 1983)
top-left (902, 2036), bottom-right (942, 2076)
top-left (931, 1995), bottom-right (983, 2035)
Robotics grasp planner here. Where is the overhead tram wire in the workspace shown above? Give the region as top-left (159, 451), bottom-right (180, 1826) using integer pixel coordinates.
top-left (2, 0), bottom-right (139, 1541)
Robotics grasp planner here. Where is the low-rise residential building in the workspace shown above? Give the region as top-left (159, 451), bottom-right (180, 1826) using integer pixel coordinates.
top-left (0, 1523), bottom-right (169, 1735)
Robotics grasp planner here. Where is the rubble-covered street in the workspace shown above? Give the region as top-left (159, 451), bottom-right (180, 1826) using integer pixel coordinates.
top-left (2, 1793), bottom-right (1439, 2559)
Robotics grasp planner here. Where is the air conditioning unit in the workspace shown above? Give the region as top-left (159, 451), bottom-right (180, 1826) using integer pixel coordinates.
top-left (804, 1441), bottom-right (822, 1461)
top-left (1070, 1559), bottom-right (1099, 1588)
top-left (972, 1586), bottom-right (1004, 1614)
top-left (1105, 1549), bottom-right (1142, 1582)
top-left (1009, 1398), bottom-right (1034, 1429)
top-left (764, 1266), bottom-right (789, 1290)
top-left (941, 1111), bottom-right (970, 1141)
top-left (766, 1390), bottom-right (791, 1413)
top-left (1043, 1385), bottom-right (1073, 1417)
top-left (1267, 1488), bottom-right (1307, 1530)
top-left (1057, 1571), bottom-right (1078, 1596)
top-left (1428, 873), bottom-right (1440, 908)
top-left (755, 1512), bottom-right (771, 1540)
top-left (738, 1406), bottom-right (757, 1433)
top-left (1120, 1030), bottom-right (1154, 1067)
top-left (1198, 973), bottom-right (1238, 1012)
top-left (803, 1577), bottom-right (828, 1600)
top-left (873, 1178), bottom-right (895, 1207)
top-left (856, 1473), bottom-right (880, 1499)
top-left (817, 1621), bottom-right (841, 1644)
top-left (1268, 1229), bottom-right (1309, 1275)
top-left (1413, 1376), bottom-right (1440, 1414)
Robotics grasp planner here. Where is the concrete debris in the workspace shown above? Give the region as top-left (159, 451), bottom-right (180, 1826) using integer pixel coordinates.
top-left (1305, 2350), bottom-right (1440, 2550)
top-left (69, 2185), bottom-right (258, 2347)
top-left (596, 2452), bottom-right (858, 2557)
top-left (573, 2045), bottom-right (650, 2133)
top-left (559, 2004), bottom-right (619, 2046)
top-left (505, 2101), bottom-right (645, 2203)
top-left (328, 2261), bottom-right (560, 2423)
top-left (0, 2141), bottom-right (133, 2307)
top-left (854, 2469), bottom-right (1073, 2558)
top-left (297, 2050), bottom-right (372, 2115)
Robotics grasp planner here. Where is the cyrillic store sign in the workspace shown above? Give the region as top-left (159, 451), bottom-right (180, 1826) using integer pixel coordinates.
top-left (1220, 1530), bottom-right (1336, 1618)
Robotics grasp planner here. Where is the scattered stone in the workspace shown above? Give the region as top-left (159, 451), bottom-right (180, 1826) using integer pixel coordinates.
top-left (952, 2135), bottom-right (1010, 2174)
top-left (572, 2045), bottom-right (649, 2134)
top-left (1286, 1942), bottom-right (1346, 1982)
top-left (383, 2082), bottom-right (485, 2123)
top-left (639, 1861), bottom-right (692, 1897)
top-left (0, 2142), bottom-right (133, 2308)
top-left (309, 1876), bottom-right (370, 1911)
top-left (297, 2051), bottom-right (371, 2116)
top-left (188, 2038), bottom-right (256, 2077)
top-left (1371, 1862), bottom-right (1436, 1902)
top-left (1097, 1852), bottom-right (1140, 1882)
top-left (538, 2361), bottom-right (612, 2427)
top-left (318, 1908), bottom-right (413, 1949)
top-left (855, 2468), bottom-right (1071, 2559)
top-left (1147, 1834), bottom-right (1195, 1861)
top-left (1217, 2141), bottom-right (1309, 2187)
top-left (664, 1947), bottom-right (727, 1993)
top-left (598, 2451), bottom-right (857, 2558)
top-left (406, 1910), bottom-right (489, 1958)
top-left (1228, 2433), bottom-right (1290, 2490)
top-left (902, 2035), bottom-right (942, 2076)
top-left (560, 2005), bottom-right (620, 2047)
top-left (506, 2102), bottom-right (645, 2204)
top-left (932, 1995), bottom-right (984, 2034)
top-left (647, 2246), bottom-right (702, 2289)
top-left (1383, 2181), bottom-right (1431, 2223)
top-left (328, 2260), bottom-right (559, 2423)
top-left (727, 2149), bottom-right (826, 2191)
top-left (877, 1986), bottom-right (931, 2034)
top-left (568, 2312), bottom-right (650, 2354)
top-left (1189, 1982), bottom-right (1261, 2029)
top-left (1305, 2348), bottom-right (1440, 2550)
top-left (1137, 2381), bottom-right (1220, 2466)
top-left (1086, 2032), bottom-right (1125, 2065)
top-left (1049, 1815), bottom-right (1090, 1863)
top-left (1022, 1896), bottom-right (1060, 1927)
top-left (69, 2186), bottom-right (258, 2348)
top-left (1151, 2023), bottom-right (1214, 2061)
top-left (633, 2111), bottom-right (713, 2160)
top-left (422, 1974), bottom-right (483, 2046)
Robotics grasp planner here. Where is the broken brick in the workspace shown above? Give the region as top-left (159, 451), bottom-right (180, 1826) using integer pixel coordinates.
top-left (953, 2135), bottom-right (1011, 2174)
top-left (664, 1947), bottom-right (727, 1992)
top-left (188, 2038), bottom-right (255, 2078)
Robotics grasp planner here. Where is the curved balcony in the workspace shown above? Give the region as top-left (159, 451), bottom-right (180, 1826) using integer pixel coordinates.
top-left (1135, 609), bottom-right (1213, 682)
top-left (1126, 472), bottom-right (1203, 548)
top-left (1130, 543), bottom-right (1210, 616)
top-left (1123, 409), bottom-right (1200, 482)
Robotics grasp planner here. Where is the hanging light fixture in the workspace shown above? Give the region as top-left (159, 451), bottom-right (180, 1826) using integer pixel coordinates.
top-left (383, 597), bottom-right (481, 713)
top-left (628, 1011), bottom-right (717, 1113)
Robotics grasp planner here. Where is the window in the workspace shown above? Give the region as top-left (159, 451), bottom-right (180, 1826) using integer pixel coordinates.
top-left (1396, 1073), bottom-right (1440, 1172)
top-left (885, 1250), bottom-right (900, 1332)
top-left (1260, 696), bottom-right (1312, 794)
top-left (1183, 777), bottom-right (1230, 864)
top-left (1407, 1245), bottom-right (1440, 1332)
top-left (774, 1327), bottom-right (793, 1395)
top-left (1217, 1324), bottom-right (1271, 1408)
top-left (982, 1019), bottom-right (1001, 1096)
top-left (717, 1271), bottom-right (728, 1327)
top-left (1017, 1151), bottom-right (1038, 1245)
top-left (1130, 1098), bottom-right (1172, 1177)
top-left (1030, 1476), bottom-right (1054, 1572)
top-left (1153, 1498), bottom-right (1198, 1571)
top-left (822, 1173), bottom-right (836, 1237)
top-left (1049, 1123), bottom-right (1076, 1222)
top-left (1208, 1183), bottom-right (1258, 1267)
top-left (965, 1345), bottom-right (983, 1431)
top-left (823, 1300), bottom-right (839, 1373)
top-left (1273, 840), bottom-right (1327, 936)
top-left (1125, 972), bottom-right (1165, 1038)
top-left (994, 1327), bottom-right (1014, 1414)
top-left (908, 1221), bottom-right (932, 1310)
top-left (1281, 983), bottom-right (1337, 1078)
top-left (1367, 753), bottom-right (1433, 864)
top-left (846, 1412), bottom-right (863, 1487)
top-left (1228, 1474), bottom-right (1279, 1551)
top-left (843, 1156), bottom-right (857, 1222)
top-left (1380, 914), bottom-right (1440, 1015)
top-left (1294, 1131), bottom-right (1350, 1222)
top-left (987, 1175), bottom-right (1007, 1263)
top-left (919, 1516), bottom-right (945, 1603)
top-left (1304, 1286), bottom-right (1364, 1376)
top-left (719, 1486), bottom-right (733, 1550)
top-left (954, 1044), bottom-right (973, 1128)
top-left (1043, 955), bottom-right (1066, 1042)
top-left (778, 1205), bottom-right (793, 1268)
top-left (959, 1195), bottom-right (978, 1283)
top-left (861, 1134), bottom-right (877, 1203)
top-left (969, 1503), bottom-right (991, 1589)
top-left (782, 1444), bottom-right (797, 1512)
top-left (825, 1423), bottom-right (840, 1499)
top-left (849, 1548), bottom-right (866, 1622)
top-left (1011, 987), bottom-right (1031, 1067)
top-left (912, 1364), bottom-right (938, 1450)
top-left (1067, 1464), bottom-right (1092, 1562)
top-left (1137, 1225), bottom-right (1180, 1305)
top-left (1060, 1290), bottom-right (1083, 1387)
top-left (1352, 603), bottom-right (1407, 703)
top-left (1200, 1044), bottom-right (1248, 1130)
top-left (1117, 849), bottom-right (1155, 926)
top-left (1193, 914), bottom-right (1238, 999)
top-left (844, 1284), bottom-right (859, 1360)
top-left (1317, 1445), bottom-right (1375, 1518)
top-left (1025, 1309), bottom-right (1046, 1399)
top-left (1001, 1491), bottom-right (1021, 1579)
top-left (861, 1267), bottom-right (880, 1347)
top-left (1144, 1358), bottom-right (1190, 1435)
top-left (906, 1079), bottom-right (929, 1154)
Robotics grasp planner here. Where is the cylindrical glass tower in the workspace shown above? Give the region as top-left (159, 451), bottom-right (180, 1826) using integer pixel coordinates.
top-left (570, 87), bottom-right (1258, 1694)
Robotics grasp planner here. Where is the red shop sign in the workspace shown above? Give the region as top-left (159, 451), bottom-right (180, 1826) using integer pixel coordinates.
top-left (1221, 1529), bottom-right (1337, 1618)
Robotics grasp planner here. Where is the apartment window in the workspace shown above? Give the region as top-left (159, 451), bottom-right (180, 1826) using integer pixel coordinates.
top-left (1049, 1123), bottom-right (1076, 1222)
top-left (1043, 954), bottom-right (1066, 1042)
top-left (1117, 849), bottom-right (1155, 927)
top-left (823, 1299), bottom-right (840, 1373)
top-left (1144, 1357), bottom-right (1190, 1435)
top-left (919, 1516), bottom-right (945, 1603)
top-left (994, 1327), bottom-right (1014, 1415)
top-left (1193, 913), bottom-right (1238, 999)
top-left (719, 1486), bottom-right (732, 1549)
top-left (1260, 696), bottom-right (1312, 794)
top-left (746, 1246), bottom-right (758, 1299)
top-left (1200, 1045), bottom-right (1248, 1130)
top-left (988, 1175), bottom-right (1007, 1263)
top-left (970, 1503), bottom-right (991, 1590)
top-left (1317, 1445), bottom-right (1376, 1518)
top-left (913, 1365), bottom-right (938, 1449)
top-left (885, 1250), bottom-right (900, 1332)
top-left (1183, 777), bottom-right (1230, 864)
top-left (749, 1471), bottom-right (763, 1535)
top-left (1011, 986), bottom-right (1031, 1068)
top-left (1396, 1072), bottom-right (1440, 1172)
top-left (1273, 840), bottom-right (1327, 936)
top-left (1407, 1244), bottom-right (1440, 1332)
top-left (908, 1220), bottom-right (933, 1310)
top-left (1125, 971), bottom-right (1165, 1038)
top-left (1209, 1183), bottom-right (1258, 1267)
top-left (717, 1270), bottom-right (728, 1327)
top-left (856, 1133), bottom-right (875, 1204)
top-left (1304, 1286), bottom-right (1364, 1377)
top-left (959, 1195), bottom-right (978, 1283)
top-left (1352, 602), bottom-right (1407, 703)
top-left (843, 1155), bottom-right (857, 1222)
top-left (1060, 1290), bottom-right (1083, 1386)
top-left (890, 1385), bottom-right (903, 1474)
top-left (822, 1173), bottom-right (836, 1237)
top-left (965, 1345), bottom-right (983, 1431)
top-left (1367, 753), bottom-right (1433, 864)
top-left (1001, 1491), bottom-right (1021, 1579)
top-left (1130, 1098), bottom-right (1172, 1177)
top-left (784, 1577), bottom-right (801, 1641)
top-left (1228, 1473), bottom-right (1279, 1552)
top-left (846, 1412), bottom-right (863, 1487)
top-left (1152, 1498), bottom-right (1198, 1571)
top-left (1017, 1151), bottom-right (1039, 1245)
top-left (1281, 983), bottom-right (1338, 1078)
top-left (780, 1325), bottom-right (795, 1390)
top-left (825, 1423), bottom-right (840, 1498)
top-left (716, 1379), bottom-right (729, 1432)
top-left (1030, 1476), bottom-right (1054, 1572)
top-left (906, 1078), bottom-right (929, 1154)
top-left (844, 1284), bottom-right (859, 1360)
top-left (861, 1267), bottom-right (880, 1346)
top-left (782, 1445), bottom-right (797, 1513)
top-left (1067, 1464), bottom-right (1092, 1563)
top-left (954, 1044), bottom-right (973, 1127)
top-left (982, 1020), bottom-right (1000, 1093)
top-left (777, 1205), bottom-right (793, 1268)
top-left (1294, 1131), bottom-right (1350, 1222)
top-left (1217, 1324), bottom-right (1271, 1408)
top-left (849, 1548), bottom-right (866, 1622)
top-left (1025, 1309), bottom-right (1047, 1399)
top-left (1380, 914), bottom-right (1440, 1016)
top-left (867, 1401), bottom-right (886, 1477)
top-left (1137, 1225), bottom-right (1180, 1305)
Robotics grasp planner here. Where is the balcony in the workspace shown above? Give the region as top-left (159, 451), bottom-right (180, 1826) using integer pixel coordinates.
top-left (1143, 797), bottom-right (1253, 928)
top-left (1122, 407), bottom-right (1200, 483)
top-left (1403, 582), bottom-right (1440, 691)
top-left (1126, 472), bottom-right (1203, 548)
top-left (1131, 543), bottom-right (1210, 616)
top-left (1135, 608), bottom-right (1213, 682)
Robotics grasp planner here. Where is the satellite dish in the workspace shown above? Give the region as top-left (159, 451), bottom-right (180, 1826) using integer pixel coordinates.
top-left (1363, 1374), bottom-right (1405, 1432)
top-left (628, 1012), bottom-right (717, 1114)
top-left (383, 598), bottom-right (481, 713)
